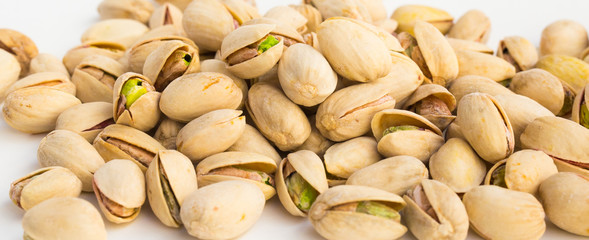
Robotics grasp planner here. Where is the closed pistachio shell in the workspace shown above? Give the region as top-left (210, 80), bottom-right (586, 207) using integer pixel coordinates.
top-left (540, 20), bottom-right (588, 58)
top-left (71, 54), bottom-right (125, 103)
top-left (413, 20), bottom-right (459, 86)
top-left (82, 19), bottom-right (149, 48)
top-left (112, 72), bottom-right (161, 132)
top-left (294, 115), bottom-right (334, 158)
top-left (0, 49), bottom-right (20, 100)
top-left (0, 29), bottom-right (38, 76)
top-left (497, 36), bottom-right (538, 72)
top-left (448, 10), bottom-right (491, 43)
top-left (200, 59), bottom-right (248, 109)
top-left (289, 4), bottom-right (322, 34)
top-left (324, 137), bottom-right (381, 180)
top-left (4, 71), bottom-right (75, 99)
top-left (153, 117), bottom-right (184, 150)
top-left (62, 41), bottom-right (125, 74)
top-left (56, 102), bottom-right (114, 143)
top-left (463, 186), bottom-right (546, 240)
top-left (22, 197), bottom-right (107, 240)
top-left (38, 130), bottom-right (105, 192)
top-left (446, 37), bottom-right (493, 54)
top-left (97, 0), bottom-right (154, 24)
top-left (176, 109), bottom-right (246, 162)
top-left (228, 124), bottom-right (282, 165)
top-left (127, 36), bottom-right (196, 73)
top-left (149, 3), bottom-right (184, 30)
top-left (265, 6), bottom-right (308, 34)
top-left (391, 5), bottom-right (453, 35)
top-left (346, 155), bottom-right (428, 195)
top-left (429, 138), bottom-right (486, 193)
top-left (143, 40), bottom-right (200, 91)
top-left (182, 0), bottom-right (236, 52)
top-left (510, 69), bottom-right (572, 115)
top-left (448, 75), bottom-right (514, 104)
top-left (28, 53), bottom-right (69, 77)
top-left (456, 50), bottom-right (516, 82)
top-left (536, 54), bottom-right (589, 94)
top-left (308, 0), bottom-right (372, 23)
top-left (571, 83), bottom-right (589, 127)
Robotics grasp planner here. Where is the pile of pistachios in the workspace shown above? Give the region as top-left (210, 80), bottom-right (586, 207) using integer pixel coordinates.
top-left (3, 0), bottom-right (589, 239)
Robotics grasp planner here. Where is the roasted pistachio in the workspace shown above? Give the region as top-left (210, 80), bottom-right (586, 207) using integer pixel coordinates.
top-left (289, 4), bottom-right (322, 34)
top-left (536, 54), bottom-right (589, 93)
top-left (81, 19), bottom-right (149, 48)
top-left (456, 50), bottom-right (516, 82)
top-left (153, 117), bottom-right (184, 150)
top-left (62, 41), bottom-right (125, 74)
top-left (294, 115), bottom-right (334, 158)
top-left (403, 84), bottom-right (456, 130)
top-left (429, 138), bottom-right (486, 193)
top-left (265, 6), bottom-right (308, 34)
top-left (572, 83), bottom-right (589, 128)
top-left (307, 0), bottom-right (372, 23)
top-left (540, 19), bottom-right (588, 57)
top-left (323, 137), bottom-right (380, 186)
top-left (55, 102), bottom-right (114, 143)
top-left (97, 0), bottom-right (153, 23)
top-left (113, 72), bottom-right (161, 132)
top-left (71, 55), bottom-right (125, 103)
top-left (126, 35), bottom-right (196, 73)
top-left (391, 5), bottom-right (453, 35)
top-left (149, 3), bottom-right (184, 30)
top-left (510, 69), bottom-right (575, 116)
top-left (228, 124), bottom-right (282, 165)
top-left (497, 36), bottom-right (538, 72)
top-left (448, 75), bottom-right (515, 104)
top-left (3, 71), bottom-right (75, 99)
top-left (448, 9), bottom-right (491, 43)
top-left (0, 29), bottom-right (38, 76)
top-left (28, 53), bottom-right (69, 77)
top-left (0, 49), bottom-right (20, 101)
top-left (143, 40), bottom-right (200, 91)
top-left (446, 37), bottom-right (493, 54)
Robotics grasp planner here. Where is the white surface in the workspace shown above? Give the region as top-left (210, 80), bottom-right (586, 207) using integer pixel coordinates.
top-left (1, 0), bottom-right (589, 239)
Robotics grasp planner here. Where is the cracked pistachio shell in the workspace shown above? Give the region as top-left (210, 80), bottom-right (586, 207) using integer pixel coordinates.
top-left (181, 180), bottom-right (265, 239)
top-left (485, 150), bottom-right (557, 195)
top-left (160, 72), bottom-right (242, 122)
top-left (265, 6), bottom-right (308, 34)
top-left (112, 72), bottom-right (161, 132)
top-left (448, 10), bottom-right (491, 43)
top-left (402, 84), bottom-right (456, 130)
top-left (182, 0), bottom-right (235, 52)
top-left (228, 124), bottom-right (282, 165)
top-left (510, 69), bottom-right (571, 115)
top-left (143, 40), bottom-right (200, 91)
top-left (200, 59), bottom-right (248, 109)
top-left (403, 179), bottom-right (469, 240)
top-left (324, 137), bottom-right (380, 181)
top-left (539, 172), bottom-right (589, 237)
top-left (72, 54), bottom-right (125, 103)
top-left (456, 50), bottom-right (516, 82)
top-left (540, 20), bottom-right (588, 58)
top-left (0, 29), bottom-right (38, 76)
top-left (146, 150), bottom-right (198, 228)
top-left (62, 41), bottom-right (125, 74)
top-left (56, 102), bottom-right (114, 143)
top-left (308, 185), bottom-right (407, 240)
top-left (289, 4), bottom-right (322, 34)
top-left (448, 75), bottom-right (514, 104)
top-left (4, 71), bottom-right (75, 100)
top-left (196, 151), bottom-right (276, 200)
top-left (247, 82), bottom-right (311, 151)
top-left (413, 20), bottom-right (459, 87)
top-left (497, 36), bottom-right (538, 72)
top-left (149, 3), bottom-right (184, 30)
top-left (391, 5), bottom-right (453, 35)
top-left (456, 93), bottom-right (514, 163)
top-left (2, 88), bottom-right (81, 134)
top-left (346, 155), bottom-right (428, 195)
top-left (28, 53), bottom-right (69, 77)
top-left (98, 0), bottom-right (153, 23)
top-left (278, 43), bottom-right (337, 106)
top-left (22, 197), bottom-right (107, 240)
top-left (176, 109), bottom-right (246, 162)
top-left (317, 17), bottom-right (392, 82)
top-left (446, 38), bottom-right (493, 54)
top-left (82, 19), bottom-right (149, 48)
top-left (0, 49), bottom-right (20, 100)
top-left (127, 36), bottom-right (196, 73)
top-left (93, 124), bottom-right (165, 172)
top-left (536, 54), bottom-right (589, 94)
top-left (371, 51), bottom-right (425, 107)
top-left (294, 115), bottom-right (333, 159)
top-left (93, 159), bottom-right (145, 223)
top-left (276, 150), bottom-right (328, 216)
top-left (429, 138), bottom-right (486, 193)
top-left (316, 83), bottom-right (396, 142)
top-left (463, 185), bottom-right (546, 240)
top-left (520, 116), bottom-right (589, 178)
top-left (308, 0), bottom-right (372, 23)
top-left (38, 130), bottom-right (105, 192)
top-left (154, 117), bottom-right (184, 150)
top-left (572, 83), bottom-right (589, 127)
top-left (9, 166), bottom-right (82, 210)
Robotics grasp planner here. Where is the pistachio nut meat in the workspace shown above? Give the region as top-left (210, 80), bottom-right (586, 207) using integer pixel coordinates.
top-left (276, 150), bottom-right (328, 216)
top-left (0, 49), bottom-right (20, 100)
top-left (447, 75), bottom-right (515, 104)
top-left (149, 2), bottom-right (184, 30)
top-left (540, 19), bottom-right (588, 57)
top-left (536, 54), bottom-right (589, 93)
top-left (497, 36), bottom-right (538, 72)
top-left (180, 180), bottom-right (265, 240)
top-left (9, 166), bottom-right (82, 211)
top-left (113, 72), bottom-right (161, 132)
top-left (447, 9), bottom-right (491, 43)
top-left (196, 151), bottom-right (277, 200)
top-left (97, 0), bottom-right (154, 24)
top-left (146, 150), bottom-right (198, 228)
top-left (153, 117), bottom-right (184, 150)
top-left (308, 185), bottom-right (407, 240)
top-left (3, 71), bottom-right (75, 100)
top-left (38, 130), bottom-right (105, 192)
top-left (143, 40), bottom-right (200, 91)
top-left (403, 179), bottom-right (469, 240)
top-left (323, 137), bottom-right (380, 187)
top-left (93, 124), bottom-right (166, 172)
top-left (55, 102), bottom-right (115, 143)
top-left (62, 41), bottom-right (126, 74)
top-left (455, 93), bottom-right (515, 163)
top-left (0, 28), bottom-right (38, 76)
top-left (71, 54), bottom-right (125, 103)
top-left (456, 50), bottom-right (516, 83)
top-left (402, 84), bottom-right (456, 130)
top-left (22, 197), bottom-right (107, 240)
top-left (228, 124), bottom-right (282, 165)
top-left (510, 69), bottom-right (575, 116)
top-left (429, 138), bottom-right (487, 193)
top-left (539, 172), bottom-right (589, 237)
top-left (81, 19), bottom-right (149, 48)
top-left (176, 109), bottom-right (246, 162)
top-left (463, 185), bottom-right (546, 240)
top-left (391, 5), bottom-right (453, 35)
top-left (571, 83), bottom-right (589, 128)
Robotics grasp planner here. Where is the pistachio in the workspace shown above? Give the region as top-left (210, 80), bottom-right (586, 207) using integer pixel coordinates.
top-left (9, 167), bottom-right (82, 210)
top-left (448, 9), bottom-right (491, 43)
top-left (228, 124), bottom-right (282, 165)
top-left (536, 54), bottom-right (589, 93)
top-left (403, 84), bottom-right (456, 130)
top-left (572, 83), bottom-right (589, 128)
top-left (81, 19), bottom-right (149, 48)
top-left (307, 0), bottom-right (372, 23)
top-left (0, 29), bottom-right (38, 76)
top-left (3, 71), bottom-right (75, 100)
top-left (510, 69), bottom-right (574, 115)
top-left (265, 6), bottom-right (308, 34)
top-left (540, 19), bottom-right (588, 57)
top-left (62, 41), bottom-right (125, 74)
top-left (371, 51), bottom-right (425, 107)
top-left (55, 102), bottom-right (114, 143)
top-left (429, 138), bottom-right (487, 193)
top-left (149, 3), bottom-right (184, 30)
top-left (446, 37), bottom-right (494, 54)
top-left (391, 5), bottom-right (453, 35)
top-left (0, 49), bottom-right (20, 101)
top-left (497, 36), bottom-right (538, 72)
top-left (448, 75), bottom-right (515, 104)
top-left (324, 137), bottom-right (380, 184)
top-left (289, 4), bottom-right (322, 34)
top-left (143, 40), bottom-right (200, 91)
top-left (113, 73), bottom-right (161, 132)
top-left (28, 53), bottom-right (69, 77)
top-left (126, 35), bottom-right (195, 73)
top-left (97, 0), bottom-right (153, 23)
top-left (153, 117), bottom-right (184, 150)
top-left (456, 50), bottom-right (516, 82)
top-left (71, 55), bottom-right (124, 103)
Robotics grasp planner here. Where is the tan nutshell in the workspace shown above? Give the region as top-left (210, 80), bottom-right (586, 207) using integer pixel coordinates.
top-left (0, 29), bottom-right (38, 76)
top-left (149, 3), bottom-right (184, 30)
top-left (3, 71), bottom-right (75, 100)
top-left (62, 41), bottom-right (125, 74)
top-left (112, 72), bottom-right (161, 132)
top-left (97, 0), bottom-right (154, 24)
top-left (497, 36), bottom-right (538, 72)
top-left (0, 49), bottom-right (21, 100)
top-left (448, 9), bottom-right (491, 43)
top-left (540, 19), bottom-right (588, 57)
top-left (324, 137), bottom-right (381, 183)
top-left (143, 40), bottom-right (200, 91)
top-left (28, 53), bottom-right (69, 77)
top-left (81, 19), bottom-right (149, 48)
top-left (429, 138), bottom-right (486, 193)
top-left (55, 102), bottom-right (114, 143)
top-left (391, 5), bottom-right (453, 35)
top-left (71, 54), bottom-right (125, 103)
top-left (536, 54), bottom-right (589, 94)
top-left (456, 50), bottom-right (516, 82)
top-left (228, 124), bottom-right (282, 165)
top-left (510, 69), bottom-right (572, 115)
top-left (448, 75), bottom-right (514, 104)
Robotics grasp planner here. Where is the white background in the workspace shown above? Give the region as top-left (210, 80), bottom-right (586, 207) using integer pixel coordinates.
top-left (1, 0), bottom-right (589, 239)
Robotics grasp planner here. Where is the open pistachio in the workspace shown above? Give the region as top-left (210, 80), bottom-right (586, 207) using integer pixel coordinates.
top-left (323, 137), bottom-right (380, 186)
top-left (510, 69), bottom-right (575, 116)
top-left (93, 159), bottom-right (145, 223)
top-left (126, 35), bottom-right (196, 73)
top-left (153, 117), bottom-right (184, 150)
top-left (81, 19), bottom-right (149, 48)
top-left (3, 71), bottom-right (75, 99)
top-left (540, 19), bottom-right (588, 57)
top-left (536, 54), bottom-right (589, 93)
top-left (456, 50), bottom-right (516, 82)
top-left (149, 3), bottom-right (184, 30)
top-left (155, 0), bottom-right (191, 10)
top-left (403, 84), bottom-right (456, 130)
top-left (22, 197), bottom-right (107, 240)
top-left (0, 49), bottom-right (20, 101)
top-left (448, 9), bottom-right (491, 43)
top-left (28, 53), bottom-right (69, 77)
top-left (391, 5), bottom-right (453, 35)
top-left (113, 72), bottom-right (161, 132)
top-left (56, 102), bottom-right (115, 143)
top-left (143, 40), bottom-right (200, 91)
top-left (228, 124), bottom-right (282, 165)
top-left (71, 55), bottom-right (124, 103)
top-left (9, 166), bottom-right (82, 210)
top-left (0, 29), bottom-right (38, 76)
top-left (572, 83), bottom-right (589, 128)
top-left (62, 41), bottom-right (125, 74)
top-left (497, 36), bottom-right (538, 72)
top-left (448, 75), bottom-right (515, 104)
top-left (429, 138), bottom-right (486, 193)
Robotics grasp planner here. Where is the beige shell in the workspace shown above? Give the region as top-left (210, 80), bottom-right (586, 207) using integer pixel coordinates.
top-left (535, 54), bottom-right (589, 93)
top-left (539, 172), bottom-right (589, 237)
top-left (346, 155), bottom-right (428, 195)
top-left (0, 29), bottom-right (38, 77)
top-left (324, 137), bottom-right (381, 180)
top-left (227, 124), bottom-right (282, 165)
top-left (97, 0), bottom-right (154, 24)
top-left (357, 0), bottom-right (387, 22)
top-left (3, 71), bottom-right (75, 99)
top-left (146, 150), bottom-right (198, 228)
top-left (371, 108), bottom-right (442, 141)
top-left (22, 197), bottom-right (107, 240)
top-left (93, 159), bottom-right (145, 223)
top-left (93, 124), bottom-right (165, 172)
top-left (71, 54), bottom-right (125, 103)
top-left (289, 4), bottom-right (322, 34)
top-left (82, 19), bottom-right (149, 48)
top-left (149, 2), bottom-right (184, 30)
top-left (540, 20), bottom-right (588, 57)
top-left (182, 0), bottom-right (236, 52)
top-left (371, 51), bottom-right (425, 107)
top-left (276, 150), bottom-right (328, 217)
top-left (180, 180), bottom-right (265, 239)
top-left (374, 18), bottom-right (398, 35)
top-left (112, 72), bottom-right (161, 132)
top-left (294, 115), bottom-right (334, 158)
top-left (446, 38), bottom-right (493, 54)
top-left (143, 40), bottom-right (200, 91)
top-left (0, 49), bottom-right (20, 100)
top-left (572, 83), bottom-right (589, 126)
top-left (463, 185), bottom-right (546, 240)
top-left (200, 59), bottom-right (248, 109)
top-left (62, 41), bottom-right (125, 74)
top-left (448, 75), bottom-right (514, 104)
top-left (308, 0), bottom-right (372, 23)
top-left (126, 36), bottom-right (196, 73)
top-left (317, 17), bottom-right (392, 82)
top-left (485, 150), bottom-right (557, 195)
top-left (159, 72), bottom-right (242, 122)
top-left (308, 185), bottom-right (407, 240)
top-left (9, 166), bottom-right (82, 210)
top-left (429, 138), bottom-right (486, 193)
top-left (456, 93), bottom-right (514, 163)
top-left (402, 84), bottom-right (456, 130)
top-left (456, 50), bottom-right (516, 82)
top-left (391, 5), bottom-right (453, 35)
top-left (247, 82), bottom-right (311, 151)
top-left (413, 20), bottom-right (459, 86)
top-left (403, 179), bottom-right (469, 240)
top-left (2, 88), bottom-right (81, 134)
top-left (28, 53), bottom-right (69, 77)
top-left (55, 102), bottom-right (114, 143)
top-left (38, 130), bottom-right (105, 192)
top-left (510, 69), bottom-right (570, 115)
top-left (497, 36), bottom-right (538, 72)
top-left (176, 109), bottom-right (246, 162)
top-left (196, 151), bottom-right (277, 200)
top-left (265, 6), bottom-right (308, 34)
top-left (153, 117), bottom-right (184, 150)
top-left (448, 10), bottom-right (491, 43)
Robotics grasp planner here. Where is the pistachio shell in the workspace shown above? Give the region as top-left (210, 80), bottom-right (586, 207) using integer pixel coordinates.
top-left (56, 102), bottom-right (114, 143)
top-left (448, 10), bottom-right (491, 43)
top-left (357, 0), bottom-right (387, 22)
top-left (391, 5), bottom-right (453, 35)
top-left (200, 59), bottom-right (248, 109)
top-left (221, 0), bottom-right (260, 26)
top-left (265, 6), bottom-right (308, 34)
top-left (374, 19), bottom-right (398, 35)
top-left (446, 37), bottom-right (493, 54)
top-left (4, 71), bottom-right (75, 98)
top-left (346, 155), bottom-right (428, 195)
top-left (448, 75), bottom-right (514, 105)
top-left (540, 20), bottom-right (588, 57)
top-left (71, 54), bottom-right (125, 103)
top-left (227, 124), bottom-right (282, 165)
top-left (149, 3), bottom-right (184, 30)
top-left (22, 197), bottom-right (106, 240)
top-left (371, 51), bottom-right (425, 107)
top-left (112, 72), bottom-right (161, 132)
top-left (402, 84), bottom-right (456, 130)
top-left (413, 20), bottom-right (459, 86)
top-left (309, 0), bottom-right (372, 23)
top-left (429, 138), bottom-right (486, 193)
top-left (294, 115), bottom-right (334, 158)
top-left (536, 54), bottom-right (589, 94)
top-left (182, 0), bottom-right (235, 52)
top-left (127, 36), bottom-right (196, 73)
top-left (571, 83), bottom-right (589, 127)
top-left (153, 117), bottom-right (184, 150)
top-left (0, 29), bottom-right (38, 76)
top-left (497, 36), bottom-right (538, 71)
top-left (38, 130), bottom-right (105, 192)
top-left (510, 69), bottom-right (568, 115)
top-left (456, 50), bottom-right (516, 82)
top-left (28, 53), bottom-right (69, 77)
top-left (444, 122), bottom-right (466, 141)
top-left (324, 137), bottom-right (381, 179)
top-left (0, 49), bottom-right (20, 100)
top-left (377, 125), bottom-right (444, 162)
top-left (143, 40), bottom-right (200, 91)
top-left (289, 4), bottom-right (322, 34)
top-left (62, 41), bottom-right (125, 74)
top-left (155, 0), bottom-right (191, 10)
top-left (371, 109), bottom-right (442, 142)
top-left (97, 0), bottom-right (154, 23)
top-left (82, 19), bottom-right (149, 48)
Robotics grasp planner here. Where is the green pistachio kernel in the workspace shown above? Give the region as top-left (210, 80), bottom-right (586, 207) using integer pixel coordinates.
top-left (580, 103), bottom-right (589, 128)
top-left (383, 125), bottom-right (420, 136)
top-left (491, 164), bottom-right (507, 188)
top-left (159, 165), bottom-right (180, 224)
top-left (498, 78), bottom-right (512, 87)
top-left (286, 172), bottom-right (319, 212)
top-left (356, 201), bottom-right (400, 221)
top-left (257, 35), bottom-right (279, 54)
top-left (559, 87), bottom-right (575, 115)
top-left (121, 78), bottom-right (147, 109)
